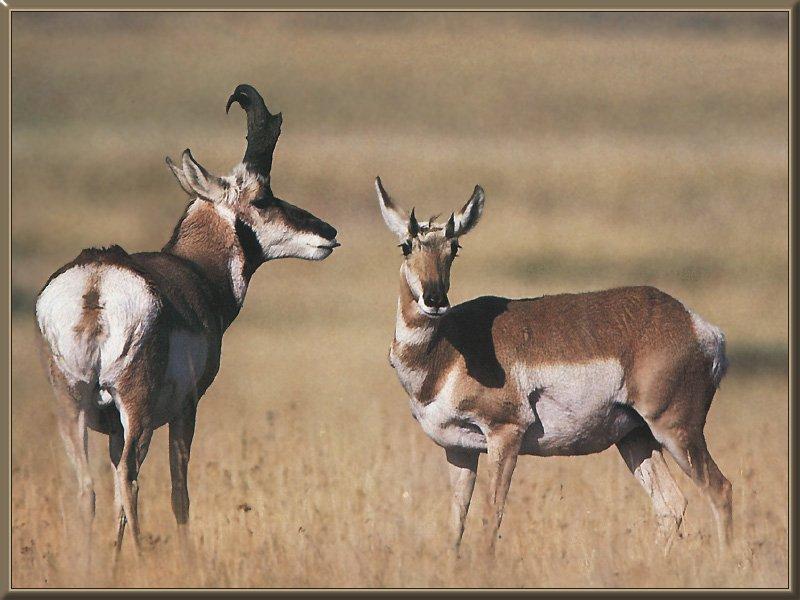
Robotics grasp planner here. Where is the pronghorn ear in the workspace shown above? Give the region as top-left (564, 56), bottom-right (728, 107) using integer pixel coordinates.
top-left (375, 176), bottom-right (410, 241)
top-left (452, 185), bottom-right (485, 237)
top-left (165, 156), bottom-right (194, 196)
top-left (180, 149), bottom-right (228, 202)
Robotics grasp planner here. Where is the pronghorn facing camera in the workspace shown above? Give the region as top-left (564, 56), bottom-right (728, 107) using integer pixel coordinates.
top-left (375, 177), bottom-right (731, 554)
top-left (35, 84), bottom-right (340, 565)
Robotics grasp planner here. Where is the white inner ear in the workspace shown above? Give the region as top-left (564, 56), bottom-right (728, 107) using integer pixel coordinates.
top-left (181, 150), bottom-right (226, 202)
top-left (166, 156), bottom-right (194, 196)
top-left (375, 179), bottom-right (410, 241)
top-left (453, 186), bottom-right (485, 236)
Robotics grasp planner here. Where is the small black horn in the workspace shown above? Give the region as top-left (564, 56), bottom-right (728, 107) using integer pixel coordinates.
top-left (408, 208), bottom-right (420, 237)
top-left (445, 213), bottom-right (456, 238)
top-left (226, 84), bottom-right (283, 184)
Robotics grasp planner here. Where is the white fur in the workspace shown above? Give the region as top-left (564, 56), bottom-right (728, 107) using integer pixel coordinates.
top-left (511, 359), bottom-right (638, 456)
top-left (394, 359), bottom-right (428, 399)
top-left (418, 301), bottom-right (448, 317)
top-left (376, 179), bottom-right (409, 240)
top-left (96, 267), bottom-right (162, 387)
top-left (36, 265), bottom-right (99, 386)
top-left (401, 359), bottom-right (640, 456)
top-left (410, 370), bottom-right (486, 450)
top-left (212, 203), bottom-right (249, 305)
top-left (37, 264), bottom-right (160, 392)
top-left (116, 398), bottom-right (130, 438)
top-left (452, 187), bottom-right (485, 236)
top-left (401, 263), bottom-right (423, 301)
top-left (258, 224), bottom-right (336, 262)
top-left (98, 388), bottom-right (114, 407)
top-left (220, 163), bottom-right (263, 206)
top-left (394, 300), bottom-right (435, 346)
top-left (689, 311), bottom-right (728, 386)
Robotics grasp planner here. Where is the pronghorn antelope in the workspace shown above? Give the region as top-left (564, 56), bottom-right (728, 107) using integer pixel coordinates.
top-left (35, 84), bottom-right (339, 561)
top-left (375, 177), bottom-right (731, 554)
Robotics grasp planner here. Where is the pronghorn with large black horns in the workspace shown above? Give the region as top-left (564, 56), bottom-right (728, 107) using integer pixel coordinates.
top-left (35, 84), bottom-right (339, 565)
top-left (375, 177), bottom-right (731, 554)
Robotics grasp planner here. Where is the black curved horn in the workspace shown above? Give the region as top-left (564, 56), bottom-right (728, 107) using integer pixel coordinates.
top-left (226, 83), bottom-right (283, 181)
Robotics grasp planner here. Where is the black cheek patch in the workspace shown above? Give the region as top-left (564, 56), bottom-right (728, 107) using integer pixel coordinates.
top-left (235, 217), bottom-right (264, 273)
top-left (251, 196), bottom-right (274, 210)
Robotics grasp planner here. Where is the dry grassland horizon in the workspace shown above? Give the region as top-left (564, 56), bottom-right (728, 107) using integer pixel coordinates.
top-left (10, 11), bottom-right (789, 589)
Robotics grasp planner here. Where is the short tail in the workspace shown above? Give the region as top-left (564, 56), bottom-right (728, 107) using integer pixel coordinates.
top-left (709, 330), bottom-right (729, 387)
top-left (689, 311), bottom-right (729, 387)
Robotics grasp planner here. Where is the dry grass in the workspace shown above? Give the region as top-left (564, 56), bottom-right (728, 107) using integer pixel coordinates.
top-left (11, 12), bottom-right (789, 588)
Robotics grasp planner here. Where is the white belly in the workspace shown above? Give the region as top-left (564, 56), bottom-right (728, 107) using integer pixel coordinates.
top-left (514, 360), bottom-right (639, 456)
top-left (406, 359), bottom-right (640, 456)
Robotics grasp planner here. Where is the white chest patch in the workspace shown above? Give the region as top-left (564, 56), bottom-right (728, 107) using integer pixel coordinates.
top-left (394, 304), bottom-right (434, 346)
top-left (393, 355), bottom-right (427, 399)
top-left (408, 369), bottom-right (487, 451)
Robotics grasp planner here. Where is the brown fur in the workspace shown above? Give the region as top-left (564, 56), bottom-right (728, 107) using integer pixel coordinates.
top-left (380, 186), bottom-right (730, 552)
top-left (72, 272), bottom-right (105, 345)
top-left (395, 281), bottom-right (708, 419)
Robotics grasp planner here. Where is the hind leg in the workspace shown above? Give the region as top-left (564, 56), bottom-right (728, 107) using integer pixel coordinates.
top-left (656, 428), bottom-right (732, 548)
top-left (638, 386), bottom-right (733, 548)
top-left (109, 429), bottom-right (127, 561)
top-left (617, 426), bottom-right (687, 553)
top-left (50, 367), bottom-right (95, 573)
top-left (113, 398), bottom-right (153, 557)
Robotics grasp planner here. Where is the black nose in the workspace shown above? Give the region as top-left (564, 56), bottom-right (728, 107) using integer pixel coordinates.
top-left (316, 220), bottom-right (337, 241)
top-left (423, 291), bottom-right (449, 309)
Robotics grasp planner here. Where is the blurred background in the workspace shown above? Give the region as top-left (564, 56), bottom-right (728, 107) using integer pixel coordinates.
top-left (11, 11), bottom-right (788, 588)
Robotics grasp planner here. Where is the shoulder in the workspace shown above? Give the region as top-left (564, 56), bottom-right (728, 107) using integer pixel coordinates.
top-left (128, 252), bottom-right (222, 333)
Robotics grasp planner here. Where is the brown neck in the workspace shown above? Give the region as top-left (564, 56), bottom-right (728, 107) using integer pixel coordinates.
top-left (163, 201), bottom-right (251, 329)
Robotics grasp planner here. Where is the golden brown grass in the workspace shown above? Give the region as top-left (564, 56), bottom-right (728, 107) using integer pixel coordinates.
top-left (11, 12), bottom-right (788, 588)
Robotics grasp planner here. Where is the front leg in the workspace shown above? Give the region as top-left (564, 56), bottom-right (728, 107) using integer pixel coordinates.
top-left (445, 447), bottom-right (478, 554)
top-left (168, 403), bottom-right (197, 559)
top-left (485, 425), bottom-right (524, 556)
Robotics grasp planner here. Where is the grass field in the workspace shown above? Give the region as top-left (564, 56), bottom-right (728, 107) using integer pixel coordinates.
top-left (10, 12), bottom-right (789, 588)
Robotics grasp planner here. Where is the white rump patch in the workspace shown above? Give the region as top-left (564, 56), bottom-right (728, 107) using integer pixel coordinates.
top-left (36, 265), bottom-right (99, 386)
top-left (689, 311), bottom-right (728, 386)
top-left (97, 267), bottom-right (162, 386)
top-left (37, 264), bottom-right (162, 396)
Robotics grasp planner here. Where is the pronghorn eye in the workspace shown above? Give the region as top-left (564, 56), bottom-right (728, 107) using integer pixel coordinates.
top-left (451, 240), bottom-right (461, 256)
top-left (400, 241), bottom-right (412, 256)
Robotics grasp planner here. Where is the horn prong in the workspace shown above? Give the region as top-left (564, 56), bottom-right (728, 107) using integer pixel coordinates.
top-left (408, 208), bottom-right (420, 237)
top-left (226, 83), bottom-right (282, 182)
